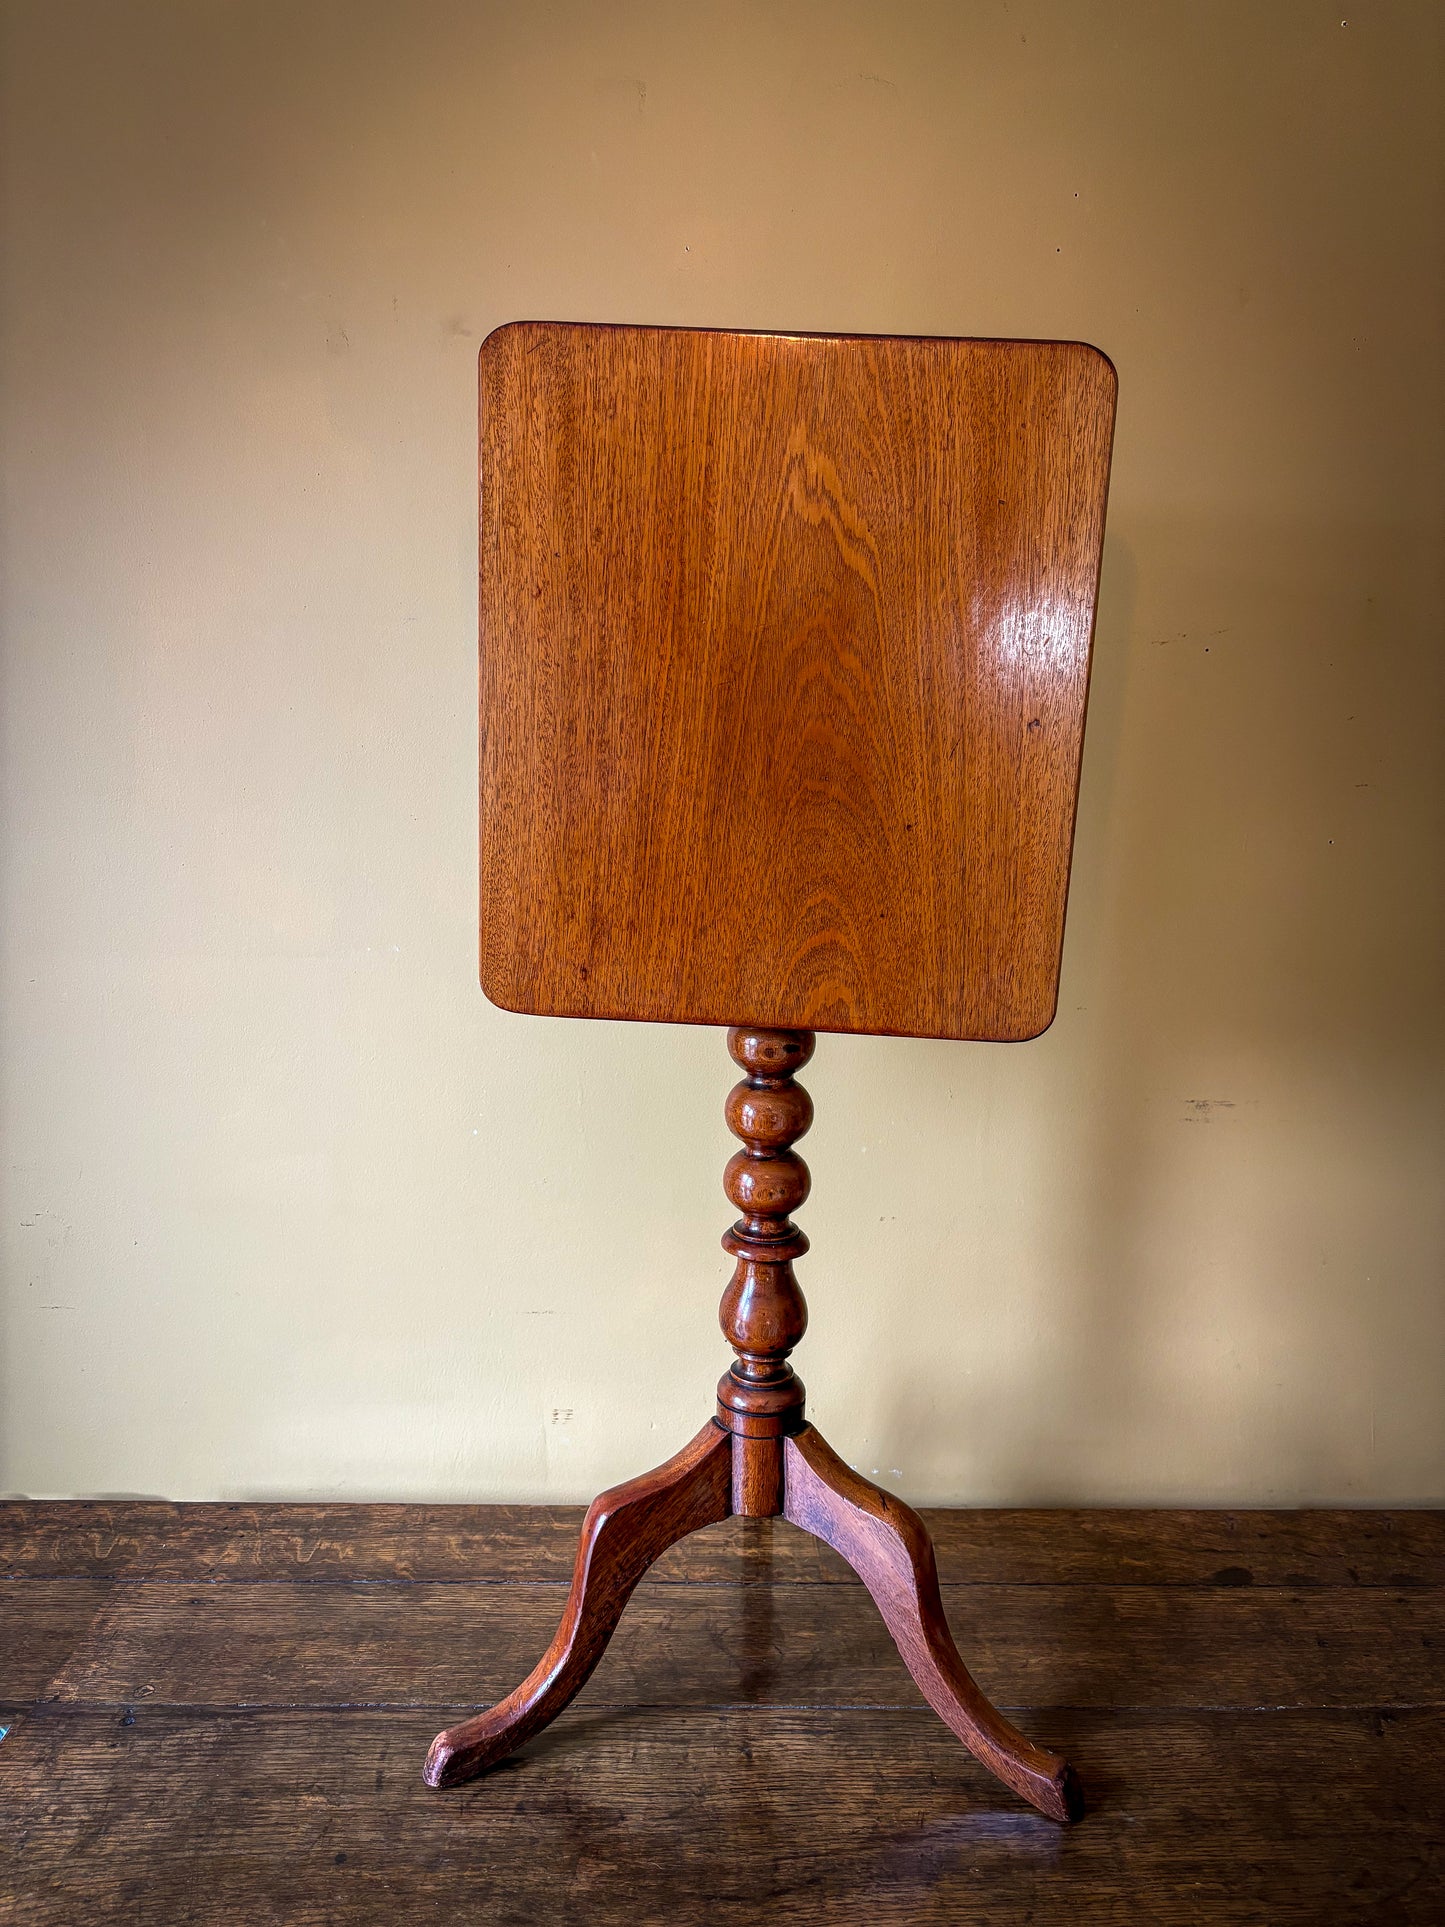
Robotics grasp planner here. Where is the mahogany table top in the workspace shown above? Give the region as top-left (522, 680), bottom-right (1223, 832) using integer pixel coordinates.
top-left (478, 322), bottom-right (1115, 1040)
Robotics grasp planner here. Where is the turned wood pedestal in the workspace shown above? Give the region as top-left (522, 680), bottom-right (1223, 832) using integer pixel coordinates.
top-left (431, 322), bottom-right (1116, 1820)
top-left (426, 1025), bottom-right (1083, 1821)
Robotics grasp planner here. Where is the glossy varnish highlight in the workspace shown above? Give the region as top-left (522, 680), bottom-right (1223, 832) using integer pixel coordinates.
top-left (478, 322), bottom-right (1116, 1040)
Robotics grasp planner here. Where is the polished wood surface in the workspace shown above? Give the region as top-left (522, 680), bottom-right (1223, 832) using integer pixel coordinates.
top-left (783, 1426), bottom-right (1081, 1822)
top-left (422, 1426), bottom-right (1081, 1819)
top-left (425, 1029), bottom-right (1081, 1820)
top-left (424, 1420), bottom-right (730, 1788)
top-left (479, 322), bottom-right (1115, 1040)
top-left (6, 1503), bottom-right (1443, 1924)
top-left (716, 1025), bottom-right (813, 1449)
top-left (465, 332), bottom-right (1116, 1811)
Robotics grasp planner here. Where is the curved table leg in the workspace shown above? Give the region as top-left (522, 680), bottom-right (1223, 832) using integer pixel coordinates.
top-left (782, 1426), bottom-right (1084, 1822)
top-left (425, 1419), bottom-right (732, 1787)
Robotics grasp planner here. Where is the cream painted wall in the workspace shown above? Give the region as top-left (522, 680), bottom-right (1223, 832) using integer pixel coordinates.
top-left (1, 0), bottom-right (1441, 1504)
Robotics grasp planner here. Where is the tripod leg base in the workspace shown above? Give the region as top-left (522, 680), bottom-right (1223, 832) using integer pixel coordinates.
top-left (424, 1419), bottom-right (731, 1788)
top-left (782, 1425), bottom-right (1084, 1823)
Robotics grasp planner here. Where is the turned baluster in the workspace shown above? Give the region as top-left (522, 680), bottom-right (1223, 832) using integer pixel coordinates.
top-left (428, 1015), bottom-right (1082, 1819)
top-left (715, 1025), bottom-right (814, 1517)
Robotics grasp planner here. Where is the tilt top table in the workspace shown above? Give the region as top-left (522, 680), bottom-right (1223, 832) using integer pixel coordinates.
top-left (426, 321), bottom-right (1116, 1821)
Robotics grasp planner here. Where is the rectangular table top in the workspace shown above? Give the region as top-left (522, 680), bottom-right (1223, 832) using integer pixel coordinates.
top-left (478, 323), bottom-right (1115, 1040)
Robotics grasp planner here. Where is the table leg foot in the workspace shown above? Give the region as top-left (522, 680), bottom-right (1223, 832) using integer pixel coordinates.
top-left (782, 1424), bottom-right (1084, 1823)
top-left (424, 1418), bottom-right (732, 1788)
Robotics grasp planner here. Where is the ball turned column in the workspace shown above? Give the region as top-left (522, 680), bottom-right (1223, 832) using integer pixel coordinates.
top-left (716, 1026), bottom-right (814, 1516)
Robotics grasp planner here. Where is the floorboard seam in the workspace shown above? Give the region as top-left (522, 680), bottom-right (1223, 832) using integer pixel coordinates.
top-left (8, 1574), bottom-right (1438, 1591)
top-left (20, 1698), bottom-right (1445, 1715)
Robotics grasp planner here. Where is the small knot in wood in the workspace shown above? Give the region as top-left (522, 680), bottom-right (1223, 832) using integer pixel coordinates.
top-left (716, 1027), bottom-right (814, 1439)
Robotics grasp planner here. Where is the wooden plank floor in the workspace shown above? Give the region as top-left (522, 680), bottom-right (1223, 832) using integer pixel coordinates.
top-left (2, 1499), bottom-right (1442, 1923)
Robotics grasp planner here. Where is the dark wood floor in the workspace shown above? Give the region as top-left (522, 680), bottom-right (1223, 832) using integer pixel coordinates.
top-left (2, 1497), bottom-right (1442, 1923)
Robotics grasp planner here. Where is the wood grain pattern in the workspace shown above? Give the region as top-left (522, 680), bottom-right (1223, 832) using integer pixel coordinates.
top-left (478, 322), bottom-right (1116, 1040)
top-left (783, 1427), bottom-right (1080, 1821)
top-left (5, 1706), bottom-right (1441, 1926)
top-left (0, 1578), bottom-right (112, 1701)
top-left (7, 1501), bottom-right (1441, 1589)
top-left (423, 1420), bottom-right (730, 1786)
top-left (45, 1572), bottom-right (1440, 1714)
top-left (717, 1026), bottom-right (813, 1446)
top-left (5, 1504), bottom-right (1443, 1921)
top-left (417, 1027), bottom-right (1090, 1815)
